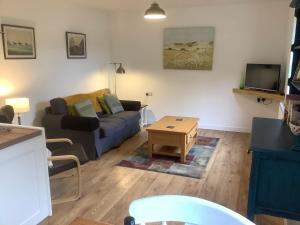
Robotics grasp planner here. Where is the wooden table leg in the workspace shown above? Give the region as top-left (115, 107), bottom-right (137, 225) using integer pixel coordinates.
top-left (148, 142), bottom-right (153, 159)
top-left (148, 132), bottom-right (153, 159)
top-left (180, 135), bottom-right (187, 163)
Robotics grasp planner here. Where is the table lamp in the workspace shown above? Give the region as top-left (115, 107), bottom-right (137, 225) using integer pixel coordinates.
top-left (5, 97), bottom-right (30, 125)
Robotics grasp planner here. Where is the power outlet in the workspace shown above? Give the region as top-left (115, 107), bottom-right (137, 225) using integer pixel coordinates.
top-left (146, 92), bottom-right (153, 96)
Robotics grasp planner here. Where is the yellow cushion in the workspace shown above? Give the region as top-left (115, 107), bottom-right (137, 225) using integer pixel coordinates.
top-left (64, 94), bottom-right (88, 105)
top-left (64, 88), bottom-right (111, 113)
top-left (87, 89), bottom-right (110, 112)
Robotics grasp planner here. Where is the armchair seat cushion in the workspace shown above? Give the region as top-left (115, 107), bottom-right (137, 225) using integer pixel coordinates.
top-left (104, 94), bottom-right (124, 114)
top-left (49, 143), bottom-right (89, 176)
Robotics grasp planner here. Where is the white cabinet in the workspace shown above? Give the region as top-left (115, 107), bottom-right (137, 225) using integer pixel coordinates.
top-left (0, 125), bottom-right (52, 225)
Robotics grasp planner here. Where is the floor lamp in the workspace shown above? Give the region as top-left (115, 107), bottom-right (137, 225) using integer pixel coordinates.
top-left (110, 63), bottom-right (125, 95)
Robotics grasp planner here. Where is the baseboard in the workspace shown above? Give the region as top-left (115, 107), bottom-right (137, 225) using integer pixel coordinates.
top-left (199, 124), bottom-right (251, 133)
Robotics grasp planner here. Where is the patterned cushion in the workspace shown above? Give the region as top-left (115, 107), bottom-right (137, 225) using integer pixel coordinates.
top-left (74, 99), bottom-right (98, 118)
top-left (87, 89), bottom-right (110, 112)
top-left (104, 94), bottom-right (124, 114)
top-left (97, 96), bottom-right (112, 114)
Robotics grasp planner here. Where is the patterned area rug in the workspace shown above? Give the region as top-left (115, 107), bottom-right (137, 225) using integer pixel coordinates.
top-left (116, 136), bottom-right (219, 179)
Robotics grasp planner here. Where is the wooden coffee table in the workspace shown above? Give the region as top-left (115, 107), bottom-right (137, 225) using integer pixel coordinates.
top-left (146, 116), bottom-right (199, 163)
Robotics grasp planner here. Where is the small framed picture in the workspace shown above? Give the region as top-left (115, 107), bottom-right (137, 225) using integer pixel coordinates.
top-left (1, 24), bottom-right (36, 59)
top-left (66, 32), bottom-right (86, 59)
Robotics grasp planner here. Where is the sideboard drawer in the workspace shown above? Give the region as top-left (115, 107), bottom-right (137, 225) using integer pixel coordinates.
top-left (187, 125), bottom-right (197, 144)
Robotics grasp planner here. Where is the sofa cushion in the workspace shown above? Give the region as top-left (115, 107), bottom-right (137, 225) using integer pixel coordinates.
top-left (64, 94), bottom-right (89, 108)
top-left (87, 89), bottom-right (110, 112)
top-left (67, 105), bottom-right (78, 116)
top-left (64, 89), bottom-right (110, 113)
top-left (111, 111), bottom-right (140, 123)
top-left (74, 99), bottom-right (98, 118)
top-left (97, 96), bottom-right (112, 114)
top-left (104, 94), bottom-right (124, 114)
top-left (99, 117), bottom-right (126, 138)
top-left (50, 98), bottom-right (68, 115)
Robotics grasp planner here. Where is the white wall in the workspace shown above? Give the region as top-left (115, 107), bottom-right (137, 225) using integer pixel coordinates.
top-left (110, 1), bottom-right (290, 132)
top-left (0, 0), bottom-right (111, 125)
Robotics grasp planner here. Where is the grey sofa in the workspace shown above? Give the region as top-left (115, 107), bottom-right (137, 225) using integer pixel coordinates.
top-left (42, 98), bottom-right (141, 160)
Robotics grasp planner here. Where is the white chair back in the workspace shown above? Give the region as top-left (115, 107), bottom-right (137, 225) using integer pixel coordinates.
top-left (129, 195), bottom-right (255, 225)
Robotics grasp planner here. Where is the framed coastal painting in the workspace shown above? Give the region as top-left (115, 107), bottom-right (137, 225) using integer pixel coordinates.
top-left (163, 27), bottom-right (215, 70)
top-left (1, 24), bottom-right (36, 59)
top-left (66, 32), bottom-right (86, 59)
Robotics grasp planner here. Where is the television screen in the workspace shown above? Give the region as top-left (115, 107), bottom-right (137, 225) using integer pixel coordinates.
top-left (245, 64), bottom-right (280, 92)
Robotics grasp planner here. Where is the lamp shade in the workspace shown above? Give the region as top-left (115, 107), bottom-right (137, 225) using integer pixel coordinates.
top-left (5, 98), bottom-right (30, 113)
top-left (116, 63), bottom-right (126, 74)
top-left (144, 2), bottom-right (166, 20)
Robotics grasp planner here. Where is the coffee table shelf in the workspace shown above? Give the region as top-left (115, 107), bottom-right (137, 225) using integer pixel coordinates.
top-left (147, 116), bottom-right (199, 163)
top-left (152, 145), bottom-right (181, 157)
top-left (152, 138), bottom-right (196, 158)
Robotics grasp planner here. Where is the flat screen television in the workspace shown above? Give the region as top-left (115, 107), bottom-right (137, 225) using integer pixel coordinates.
top-left (244, 64), bottom-right (281, 92)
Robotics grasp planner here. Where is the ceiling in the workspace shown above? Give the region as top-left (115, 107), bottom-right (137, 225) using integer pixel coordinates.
top-left (70, 0), bottom-right (286, 11)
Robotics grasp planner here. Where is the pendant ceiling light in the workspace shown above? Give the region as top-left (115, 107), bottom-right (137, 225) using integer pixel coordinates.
top-left (144, 2), bottom-right (166, 20)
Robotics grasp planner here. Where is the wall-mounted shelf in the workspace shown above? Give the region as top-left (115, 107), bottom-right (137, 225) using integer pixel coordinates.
top-left (232, 88), bottom-right (285, 101)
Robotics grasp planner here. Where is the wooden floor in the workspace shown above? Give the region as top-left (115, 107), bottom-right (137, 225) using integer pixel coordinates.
top-left (40, 129), bottom-right (283, 225)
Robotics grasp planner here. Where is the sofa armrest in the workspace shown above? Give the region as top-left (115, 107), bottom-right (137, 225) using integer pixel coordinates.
top-left (61, 115), bottom-right (99, 132)
top-left (42, 114), bottom-right (99, 132)
top-left (120, 100), bottom-right (141, 111)
top-left (42, 114), bottom-right (64, 131)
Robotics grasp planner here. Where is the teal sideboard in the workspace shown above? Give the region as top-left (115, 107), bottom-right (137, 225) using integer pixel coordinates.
top-left (247, 117), bottom-right (300, 221)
